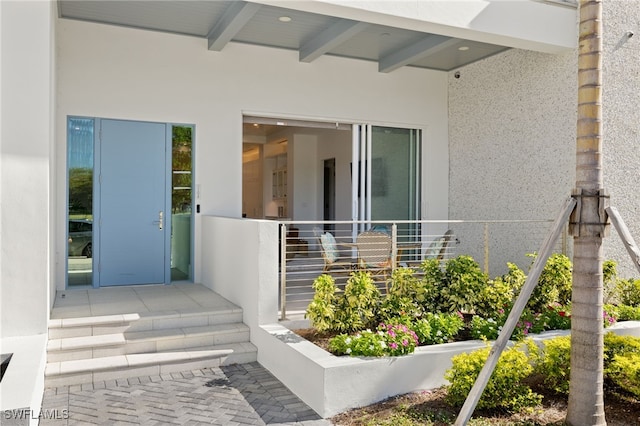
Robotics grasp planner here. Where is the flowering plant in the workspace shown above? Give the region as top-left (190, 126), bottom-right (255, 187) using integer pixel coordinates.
top-left (328, 322), bottom-right (418, 357)
top-left (536, 303), bottom-right (571, 331)
top-left (603, 307), bottom-right (617, 328)
top-left (379, 322), bottom-right (419, 356)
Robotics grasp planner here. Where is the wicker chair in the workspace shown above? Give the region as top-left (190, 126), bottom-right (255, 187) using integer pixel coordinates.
top-left (313, 228), bottom-right (353, 273)
top-left (354, 230), bottom-right (393, 277)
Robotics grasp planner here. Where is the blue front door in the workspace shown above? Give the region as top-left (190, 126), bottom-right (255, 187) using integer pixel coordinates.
top-left (98, 119), bottom-right (168, 286)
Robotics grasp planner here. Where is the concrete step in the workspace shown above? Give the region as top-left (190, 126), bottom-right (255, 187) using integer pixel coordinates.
top-left (44, 342), bottom-right (258, 388)
top-left (48, 308), bottom-right (244, 339)
top-left (46, 301), bottom-right (255, 387)
top-left (47, 323), bottom-right (250, 362)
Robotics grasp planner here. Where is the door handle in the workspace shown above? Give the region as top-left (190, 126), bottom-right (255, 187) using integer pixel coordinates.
top-left (153, 211), bottom-right (164, 230)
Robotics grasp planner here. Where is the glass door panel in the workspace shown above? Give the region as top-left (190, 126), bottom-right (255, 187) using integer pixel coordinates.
top-left (370, 126), bottom-right (420, 222)
top-left (351, 125), bottom-right (421, 254)
top-left (67, 118), bottom-right (95, 286)
top-left (171, 125), bottom-right (193, 281)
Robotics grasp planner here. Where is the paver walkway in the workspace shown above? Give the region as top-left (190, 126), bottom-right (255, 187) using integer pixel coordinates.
top-left (40, 362), bottom-right (332, 426)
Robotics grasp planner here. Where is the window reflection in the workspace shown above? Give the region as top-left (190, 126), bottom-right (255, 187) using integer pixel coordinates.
top-left (171, 125), bottom-right (193, 281)
top-left (67, 118), bottom-right (94, 286)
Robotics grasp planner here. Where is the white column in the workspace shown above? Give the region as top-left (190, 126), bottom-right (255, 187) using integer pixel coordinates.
top-left (1, 0), bottom-right (54, 338)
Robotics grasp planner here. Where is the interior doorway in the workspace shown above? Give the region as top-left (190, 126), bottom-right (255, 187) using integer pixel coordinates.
top-left (323, 158), bottom-right (336, 232)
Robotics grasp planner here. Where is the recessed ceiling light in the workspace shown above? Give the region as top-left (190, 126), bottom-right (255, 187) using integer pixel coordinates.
top-left (458, 46), bottom-right (470, 51)
top-left (380, 32), bottom-right (391, 37)
top-left (279, 16), bottom-right (292, 22)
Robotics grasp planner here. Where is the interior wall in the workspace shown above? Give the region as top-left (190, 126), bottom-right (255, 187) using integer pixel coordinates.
top-left (315, 129), bottom-right (353, 221)
top-left (55, 18), bottom-right (449, 286)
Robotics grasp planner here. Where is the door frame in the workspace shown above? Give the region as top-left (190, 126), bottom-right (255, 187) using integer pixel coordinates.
top-left (65, 117), bottom-right (195, 288)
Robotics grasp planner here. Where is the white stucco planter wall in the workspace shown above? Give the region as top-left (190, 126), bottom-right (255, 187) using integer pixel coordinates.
top-left (256, 320), bottom-right (640, 418)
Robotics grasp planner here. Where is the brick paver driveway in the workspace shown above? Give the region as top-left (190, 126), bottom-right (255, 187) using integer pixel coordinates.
top-left (40, 362), bottom-right (332, 426)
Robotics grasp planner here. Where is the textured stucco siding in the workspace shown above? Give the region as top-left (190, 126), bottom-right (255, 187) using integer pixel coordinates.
top-left (449, 0), bottom-right (640, 278)
top-left (602, 0), bottom-right (640, 278)
top-left (449, 48), bottom-right (577, 275)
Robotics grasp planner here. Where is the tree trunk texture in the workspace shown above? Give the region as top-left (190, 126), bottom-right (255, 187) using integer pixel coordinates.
top-left (566, 1), bottom-right (606, 425)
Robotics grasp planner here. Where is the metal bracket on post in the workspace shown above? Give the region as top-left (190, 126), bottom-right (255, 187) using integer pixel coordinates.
top-left (568, 188), bottom-right (610, 237)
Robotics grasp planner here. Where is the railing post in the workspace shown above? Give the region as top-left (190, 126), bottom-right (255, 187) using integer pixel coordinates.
top-left (391, 223), bottom-right (398, 270)
top-left (280, 223), bottom-right (288, 321)
top-left (483, 223), bottom-right (489, 275)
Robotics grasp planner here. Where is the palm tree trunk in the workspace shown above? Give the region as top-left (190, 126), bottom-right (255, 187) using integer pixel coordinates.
top-left (566, 1), bottom-right (607, 424)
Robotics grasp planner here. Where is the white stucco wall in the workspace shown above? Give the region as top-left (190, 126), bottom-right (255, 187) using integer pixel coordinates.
top-left (449, 0), bottom-right (640, 279)
top-left (1, 0), bottom-right (54, 338)
top-left (55, 18), bottom-right (449, 287)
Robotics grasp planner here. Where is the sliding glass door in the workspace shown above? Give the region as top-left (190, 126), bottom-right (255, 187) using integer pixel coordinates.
top-left (351, 124), bottom-right (421, 229)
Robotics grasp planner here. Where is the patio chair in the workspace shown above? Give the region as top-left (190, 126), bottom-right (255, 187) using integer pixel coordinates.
top-left (424, 229), bottom-right (454, 261)
top-left (354, 230), bottom-right (393, 278)
top-left (313, 228), bottom-right (353, 273)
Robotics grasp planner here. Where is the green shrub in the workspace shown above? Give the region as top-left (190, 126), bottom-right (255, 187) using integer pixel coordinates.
top-left (603, 333), bottom-right (640, 397)
top-left (410, 318), bottom-right (432, 345)
top-left (603, 260), bottom-right (618, 303)
top-left (387, 267), bottom-right (428, 302)
top-left (606, 303), bottom-right (640, 321)
top-left (534, 335), bottom-right (571, 395)
top-left (421, 312), bottom-right (464, 344)
top-left (474, 263), bottom-right (523, 319)
top-left (527, 253), bottom-right (572, 313)
top-left (334, 271), bottom-right (381, 332)
top-left (306, 271), bottom-right (381, 333)
top-left (617, 278), bottom-right (640, 306)
top-left (377, 295), bottom-right (422, 325)
top-left (468, 308), bottom-right (538, 341)
top-left (607, 353), bottom-right (640, 397)
top-left (468, 315), bottom-right (500, 341)
top-left (445, 342), bottom-right (542, 412)
top-left (305, 274), bottom-right (340, 332)
top-left (604, 333), bottom-right (640, 365)
top-left (420, 258), bottom-right (445, 312)
top-left (440, 256), bottom-right (488, 313)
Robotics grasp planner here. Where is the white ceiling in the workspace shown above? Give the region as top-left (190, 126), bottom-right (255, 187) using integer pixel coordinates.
top-left (58, 0), bottom-right (511, 73)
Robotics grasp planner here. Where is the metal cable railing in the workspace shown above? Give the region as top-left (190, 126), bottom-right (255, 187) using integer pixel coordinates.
top-left (278, 219), bottom-right (565, 320)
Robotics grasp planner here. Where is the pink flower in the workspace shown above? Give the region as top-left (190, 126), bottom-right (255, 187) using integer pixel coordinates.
top-left (402, 339), bottom-right (408, 346)
top-left (390, 342), bottom-right (398, 349)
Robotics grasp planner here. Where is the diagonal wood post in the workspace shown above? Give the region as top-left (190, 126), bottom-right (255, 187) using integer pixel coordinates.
top-left (454, 196), bottom-right (576, 425)
top-left (606, 206), bottom-right (640, 275)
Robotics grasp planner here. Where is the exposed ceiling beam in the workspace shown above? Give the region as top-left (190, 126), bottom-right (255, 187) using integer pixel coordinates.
top-left (299, 20), bottom-right (369, 63)
top-left (208, 1), bottom-right (261, 51)
top-left (379, 35), bottom-right (459, 73)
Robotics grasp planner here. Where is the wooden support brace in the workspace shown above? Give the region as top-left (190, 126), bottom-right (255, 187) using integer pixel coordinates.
top-left (606, 206), bottom-right (640, 275)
